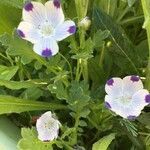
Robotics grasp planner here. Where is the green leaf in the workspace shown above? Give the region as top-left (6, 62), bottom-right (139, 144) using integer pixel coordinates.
top-left (0, 0), bottom-right (23, 9)
top-left (79, 120), bottom-right (87, 127)
top-left (68, 81), bottom-right (90, 115)
top-left (0, 4), bottom-right (21, 34)
top-left (120, 119), bottom-right (138, 137)
top-left (138, 112), bottom-right (150, 127)
top-left (72, 38), bottom-right (94, 60)
top-left (0, 33), bottom-right (46, 65)
top-left (93, 30), bottom-right (110, 48)
top-left (92, 133), bottom-right (115, 150)
top-left (0, 116), bottom-right (21, 150)
top-left (94, 0), bottom-right (118, 17)
top-left (0, 65), bottom-right (18, 80)
top-left (127, 0), bottom-right (137, 7)
top-left (34, 61), bottom-right (42, 70)
top-left (0, 79), bottom-right (47, 90)
top-left (20, 87), bottom-right (43, 100)
top-left (75, 0), bottom-right (89, 20)
top-left (0, 95), bottom-right (66, 115)
top-left (18, 128), bottom-right (53, 150)
top-left (93, 8), bottom-right (138, 73)
top-left (48, 81), bottom-right (68, 100)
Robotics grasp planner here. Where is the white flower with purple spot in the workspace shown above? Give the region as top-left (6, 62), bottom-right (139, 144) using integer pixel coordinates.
top-left (105, 75), bottom-right (150, 120)
top-left (17, 0), bottom-right (76, 57)
top-left (36, 111), bottom-right (61, 141)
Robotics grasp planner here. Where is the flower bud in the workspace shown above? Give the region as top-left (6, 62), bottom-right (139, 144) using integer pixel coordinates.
top-left (78, 17), bottom-right (91, 30)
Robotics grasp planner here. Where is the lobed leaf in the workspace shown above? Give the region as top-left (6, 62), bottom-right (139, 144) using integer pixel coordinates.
top-left (18, 128), bottom-right (53, 150)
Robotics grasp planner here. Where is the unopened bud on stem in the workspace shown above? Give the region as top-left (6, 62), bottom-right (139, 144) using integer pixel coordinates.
top-left (78, 17), bottom-right (91, 30)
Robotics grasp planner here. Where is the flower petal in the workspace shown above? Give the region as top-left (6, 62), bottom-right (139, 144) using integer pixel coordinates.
top-left (105, 89), bottom-right (149, 119)
top-left (123, 75), bottom-right (143, 97)
top-left (105, 77), bottom-right (123, 98)
top-left (54, 20), bottom-right (76, 41)
top-left (17, 21), bottom-right (40, 43)
top-left (132, 89), bottom-right (149, 109)
top-left (105, 95), bottom-right (133, 119)
top-left (45, 0), bottom-right (64, 27)
top-left (105, 95), bottom-right (121, 112)
top-left (36, 111), bottom-right (61, 141)
top-left (23, 2), bottom-right (46, 27)
top-left (33, 38), bottom-right (59, 57)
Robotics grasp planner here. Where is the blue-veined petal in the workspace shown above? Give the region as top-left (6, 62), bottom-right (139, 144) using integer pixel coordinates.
top-left (23, 2), bottom-right (46, 27)
top-left (54, 20), bottom-right (76, 41)
top-left (17, 21), bottom-right (40, 43)
top-left (45, 0), bottom-right (64, 27)
top-left (123, 75), bottom-right (143, 97)
top-left (33, 37), bottom-right (59, 57)
top-left (105, 77), bottom-right (123, 98)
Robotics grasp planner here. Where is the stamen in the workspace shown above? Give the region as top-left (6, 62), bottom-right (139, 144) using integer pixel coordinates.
top-left (40, 24), bottom-right (54, 36)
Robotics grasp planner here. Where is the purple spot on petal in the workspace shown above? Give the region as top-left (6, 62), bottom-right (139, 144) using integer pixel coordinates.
top-left (107, 78), bottom-right (114, 86)
top-left (17, 29), bottom-right (25, 38)
top-left (105, 102), bottom-right (111, 109)
top-left (53, 0), bottom-right (60, 8)
top-left (42, 48), bottom-right (52, 57)
top-left (130, 75), bottom-right (140, 82)
top-left (24, 2), bottom-right (33, 11)
top-left (127, 115), bottom-right (136, 120)
top-left (68, 26), bottom-right (76, 34)
top-left (145, 94), bottom-right (150, 103)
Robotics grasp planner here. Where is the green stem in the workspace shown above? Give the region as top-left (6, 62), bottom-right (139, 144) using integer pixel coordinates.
top-left (0, 52), bottom-right (14, 66)
top-left (141, 0), bottom-right (150, 90)
top-left (119, 15), bottom-right (144, 25)
top-left (58, 52), bottom-right (73, 81)
top-left (107, 0), bottom-right (111, 15)
top-left (35, 54), bottom-right (57, 74)
top-left (75, 59), bottom-right (81, 81)
top-left (138, 132), bottom-right (150, 136)
top-left (99, 43), bottom-right (105, 68)
top-left (87, 116), bottom-right (101, 130)
top-left (81, 59), bottom-right (88, 82)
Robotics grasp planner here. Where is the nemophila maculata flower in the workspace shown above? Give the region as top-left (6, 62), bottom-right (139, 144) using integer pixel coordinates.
top-left (36, 111), bottom-right (61, 141)
top-left (17, 0), bottom-right (76, 57)
top-left (105, 75), bottom-right (150, 120)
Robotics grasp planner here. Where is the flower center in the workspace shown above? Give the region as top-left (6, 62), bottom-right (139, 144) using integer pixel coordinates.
top-left (117, 95), bottom-right (132, 105)
top-left (39, 23), bottom-right (54, 37)
top-left (44, 120), bottom-right (55, 130)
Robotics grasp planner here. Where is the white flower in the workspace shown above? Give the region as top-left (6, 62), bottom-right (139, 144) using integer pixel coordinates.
top-left (36, 111), bottom-right (61, 141)
top-left (105, 75), bottom-right (150, 120)
top-left (17, 0), bottom-right (76, 57)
